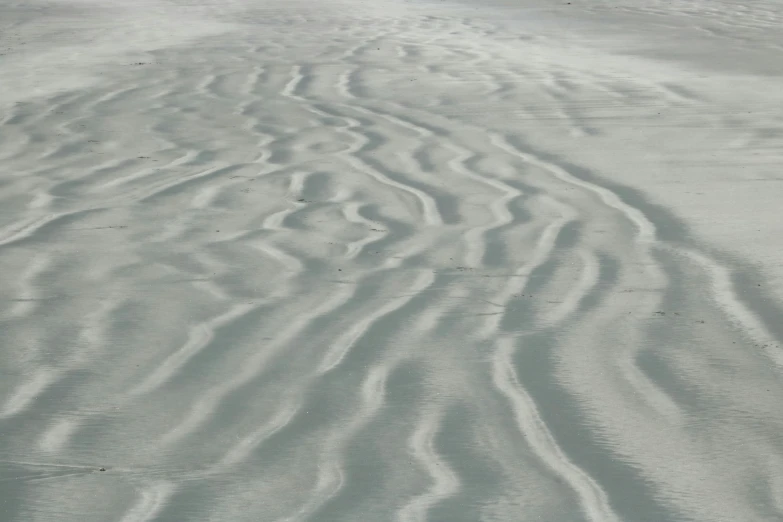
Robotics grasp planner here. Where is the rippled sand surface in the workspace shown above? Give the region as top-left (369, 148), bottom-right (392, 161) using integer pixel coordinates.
top-left (2, 1), bottom-right (783, 521)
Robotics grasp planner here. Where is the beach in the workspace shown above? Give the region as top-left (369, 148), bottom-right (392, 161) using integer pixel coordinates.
top-left (2, 1), bottom-right (783, 520)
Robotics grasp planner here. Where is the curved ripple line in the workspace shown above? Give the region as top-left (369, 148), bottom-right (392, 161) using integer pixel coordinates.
top-left (135, 164), bottom-right (246, 204)
top-left (100, 149), bottom-right (201, 190)
top-left (129, 302), bottom-right (259, 397)
top-left (342, 201), bottom-right (388, 260)
top-left (396, 408), bottom-right (460, 522)
top-left (293, 365), bottom-right (391, 522)
top-left (678, 247), bottom-right (783, 368)
top-left (282, 64), bottom-right (306, 99)
top-left (249, 241), bottom-right (306, 274)
top-left (479, 196), bottom-right (577, 338)
top-left (316, 269), bottom-right (436, 375)
top-left (158, 284), bottom-right (358, 446)
top-left (336, 68), bottom-right (357, 100)
top-left (346, 104), bottom-right (528, 268)
top-left (339, 130), bottom-right (444, 227)
top-left (38, 418), bottom-right (80, 454)
top-left (280, 70), bottom-right (443, 226)
top-left (214, 400), bottom-right (300, 471)
top-left (492, 338), bottom-right (620, 522)
top-left (0, 368), bottom-right (60, 419)
top-left (262, 206), bottom-right (298, 231)
top-left (118, 481), bottom-right (176, 522)
top-left (189, 184), bottom-right (223, 209)
top-left (468, 191), bottom-right (619, 521)
top-left (6, 251), bottom-right (50, 318)
top-left (491, 133), bottom-right (656, 243)
top-left (443, 142), bottom-right (523, 268)
top-left (544, 249), bottom-right (601, 327)
top-left (0, 209), bottom-right (104, 249)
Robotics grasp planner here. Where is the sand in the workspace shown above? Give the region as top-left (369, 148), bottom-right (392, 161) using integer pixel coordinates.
top-left (2, 0), bottom-right (783, 520)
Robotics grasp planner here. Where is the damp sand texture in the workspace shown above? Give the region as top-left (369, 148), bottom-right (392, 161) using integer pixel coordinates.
top-left (2, 1), bottom-right (783, 521)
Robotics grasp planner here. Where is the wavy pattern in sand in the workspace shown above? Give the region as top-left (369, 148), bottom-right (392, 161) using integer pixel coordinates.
top-left (2, 1), bottom-right (783, 521)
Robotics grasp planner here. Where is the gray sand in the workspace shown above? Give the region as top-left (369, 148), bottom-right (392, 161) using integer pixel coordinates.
top-left (2, 1), bottom-right (783, 520)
